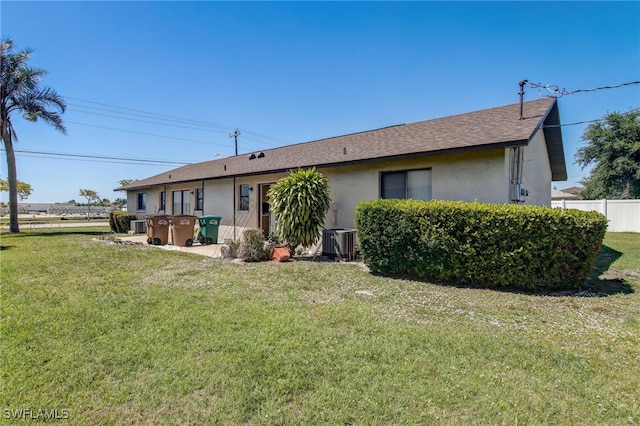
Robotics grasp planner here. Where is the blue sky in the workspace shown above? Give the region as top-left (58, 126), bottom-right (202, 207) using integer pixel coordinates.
top-left (1, 1), bottom-right (639, 203)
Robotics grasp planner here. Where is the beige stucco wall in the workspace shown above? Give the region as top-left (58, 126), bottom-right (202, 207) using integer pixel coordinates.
top-left (321, 148), bottom-right (509, 228)
top-left (521, 129), bottom-right (552, 206)
top-left (127, 188), bottom-right (164, 218)
top-left (128, 143), bottom-right (555, 234)
top-left (203, 179), bottom-right (233, 221)
top-left (128, 181), bottom-right (206, 218)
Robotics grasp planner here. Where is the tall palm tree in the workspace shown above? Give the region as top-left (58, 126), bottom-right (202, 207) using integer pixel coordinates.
top-left (1, 39), bottom-right (66, 233)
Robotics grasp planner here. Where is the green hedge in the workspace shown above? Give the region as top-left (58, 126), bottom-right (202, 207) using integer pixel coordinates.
top-left (355, 199), bottom-right (608, 290)
top-left (109, 210), bottom-right (138, 233)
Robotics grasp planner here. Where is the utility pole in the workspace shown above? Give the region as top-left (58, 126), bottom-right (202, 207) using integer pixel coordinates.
top-left (229, 129), bottom-right (241, 156)
top-left (229, 129), bottom-right (240, 240)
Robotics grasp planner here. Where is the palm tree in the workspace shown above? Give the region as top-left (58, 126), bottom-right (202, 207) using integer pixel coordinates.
top-left (1, 39), bottom-right (66, 233)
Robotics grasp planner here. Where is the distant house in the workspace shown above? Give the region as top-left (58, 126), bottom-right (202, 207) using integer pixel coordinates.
top-left (117, 98), bottom-right (566, 236)
top-left (561, 186), bottom-right (584, 197)
top-left (552, 189), bottom-right (577, 200)
top-left (552, 186), bottom-right (584, 200)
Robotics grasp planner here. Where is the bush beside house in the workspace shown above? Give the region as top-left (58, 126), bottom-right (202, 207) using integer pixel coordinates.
top-left (355, 199), bottom-right (608, 290)
top-left (268, 168), bottom-right (331, 254)
top-left (109, 210), bottom-right (138, 234)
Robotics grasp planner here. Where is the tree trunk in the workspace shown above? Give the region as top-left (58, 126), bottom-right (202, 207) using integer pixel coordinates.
top-left (4, 133), bottom-right (20, 233)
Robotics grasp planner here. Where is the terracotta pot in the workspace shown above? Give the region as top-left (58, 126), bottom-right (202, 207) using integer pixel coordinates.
top-left (271, 246), bottom-right (290, 262)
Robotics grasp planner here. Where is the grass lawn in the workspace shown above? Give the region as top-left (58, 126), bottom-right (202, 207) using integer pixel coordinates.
top-left (1, 228), bottom-right (638, 424)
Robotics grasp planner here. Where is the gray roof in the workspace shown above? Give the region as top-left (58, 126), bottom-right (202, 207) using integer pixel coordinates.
top-left (118, 97), bottom-right (566, 191)
top-left (552, 189), bottom-right (578, 199)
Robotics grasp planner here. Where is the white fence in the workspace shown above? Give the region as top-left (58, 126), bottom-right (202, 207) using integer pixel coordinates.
top-left (551, 199), bottom-right (640, 233)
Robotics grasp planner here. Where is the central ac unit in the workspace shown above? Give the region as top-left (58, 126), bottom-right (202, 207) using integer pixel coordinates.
top-left (322, 228), bottom-right (357, 260)
top-left (130, 219), bottom-right (147, 234)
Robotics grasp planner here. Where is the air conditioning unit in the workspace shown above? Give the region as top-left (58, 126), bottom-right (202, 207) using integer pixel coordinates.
top-left (322, 228), bottom-right (357, 260)
top-left (130, 219), bottom-right (147, 234)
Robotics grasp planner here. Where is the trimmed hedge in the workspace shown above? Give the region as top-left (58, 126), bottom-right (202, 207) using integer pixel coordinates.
top-left (355, 199), bottom-right (608, 290)
top-left (109, 210), bottom-right (138, 233)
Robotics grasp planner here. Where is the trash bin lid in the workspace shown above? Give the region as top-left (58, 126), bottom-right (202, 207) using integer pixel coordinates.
top-left (198, 215), bottom-right (222, 225)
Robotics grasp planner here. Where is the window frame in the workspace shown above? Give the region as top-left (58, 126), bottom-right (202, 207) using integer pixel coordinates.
top-left (195, 188), bottom-right (204, 211)
top-left (380, 168), bottom-right (432, 200)
top-left (239, 184), bottom-right (250, 211)
top-left (159, 191), bottom-right (166, 211)
top-left (137, 193), bottom-right (146, 210)
top-left (172, 190), bottom-right (191, 215)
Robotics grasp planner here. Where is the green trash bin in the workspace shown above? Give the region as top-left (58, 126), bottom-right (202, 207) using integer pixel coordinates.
top-left (198, 215), bottom-right (222, 245)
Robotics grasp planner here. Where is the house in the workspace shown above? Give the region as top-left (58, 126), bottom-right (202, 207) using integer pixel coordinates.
top-left (552, 189), bottom-right (577, 200)
top-left (560, 186), bottom-right (584, 197)
top-left (116, 97), bottom-right (566, 238)
top-left (552, 186), bottom-right (583, 200)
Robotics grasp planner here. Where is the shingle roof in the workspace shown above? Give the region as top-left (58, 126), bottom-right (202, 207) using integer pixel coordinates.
top-left (559, 186), bottom-right (584, 195)
top-left (118, 97), bottom-right (565, 191)
top-left (552, 189), bottom-right (578, 200)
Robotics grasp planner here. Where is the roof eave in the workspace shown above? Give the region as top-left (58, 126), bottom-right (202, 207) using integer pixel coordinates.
top-left (537, 99), bottom-right (567, 181)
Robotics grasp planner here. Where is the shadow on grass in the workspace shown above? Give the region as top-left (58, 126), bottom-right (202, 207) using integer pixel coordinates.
top-left (0, 245), bottom-right (14, 250)
top-left (368, 243), bottom-right (634, 298)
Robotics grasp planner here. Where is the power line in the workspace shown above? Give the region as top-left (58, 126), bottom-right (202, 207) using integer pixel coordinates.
top-left (66, 101), bottom-right (235, 131)
top-left (65, 120), bottom-right (231, 147)
top-left (67, 108), bottom-right (231, 134)
top-left (542, 119), bottom-right (603, 128)
top-left (65, 96), bottom-right (236, 129)
top-left (64, 96), bottom-right (290, 146)
top-left (1, 148), bottom-right (192, 166)
top-left (525, 80), bottom-right (640, 97)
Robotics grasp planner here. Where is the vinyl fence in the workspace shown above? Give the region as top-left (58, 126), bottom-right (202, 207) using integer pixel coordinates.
top-left (551, 199), bottom-right (640, 233)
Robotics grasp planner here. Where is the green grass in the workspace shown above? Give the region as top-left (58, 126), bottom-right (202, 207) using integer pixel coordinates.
top-left (1, 229), bottom-right (639, 424)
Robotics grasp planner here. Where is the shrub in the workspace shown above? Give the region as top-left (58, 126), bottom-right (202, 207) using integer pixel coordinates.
top-left (238, 229), bottom-right (268, 262)
top-left (108, 210), bottom-right (121, 232)
top-left (267, 168), bottom-right (331, 253)
top-left (355, 199), bottom-right (608, 290)
top-left (221, 239), bottom-right (240, 259)
top-left (109, 210), bottom-right (138, 233)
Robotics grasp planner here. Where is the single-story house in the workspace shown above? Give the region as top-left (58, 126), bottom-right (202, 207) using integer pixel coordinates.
top-left (116, 97), bottom-right (566, 239)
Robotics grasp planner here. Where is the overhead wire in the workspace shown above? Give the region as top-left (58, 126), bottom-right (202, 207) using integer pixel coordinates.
top-left (525, 80), bottom-right (639, 97)
top-left (542, 119), bottom-right (603, 128)
top-left (1, 148), bottom-right (192, 166)
top-left (65, 120), bottom-right (232, 147)
top-left (67, 108), bottom-right (232, 134)
top-left (64, 96), bottom-right (289, 147)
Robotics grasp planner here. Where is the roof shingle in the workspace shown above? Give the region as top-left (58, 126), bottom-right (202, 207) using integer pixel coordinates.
top-left (119, 97), bottom-right (563, 190)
